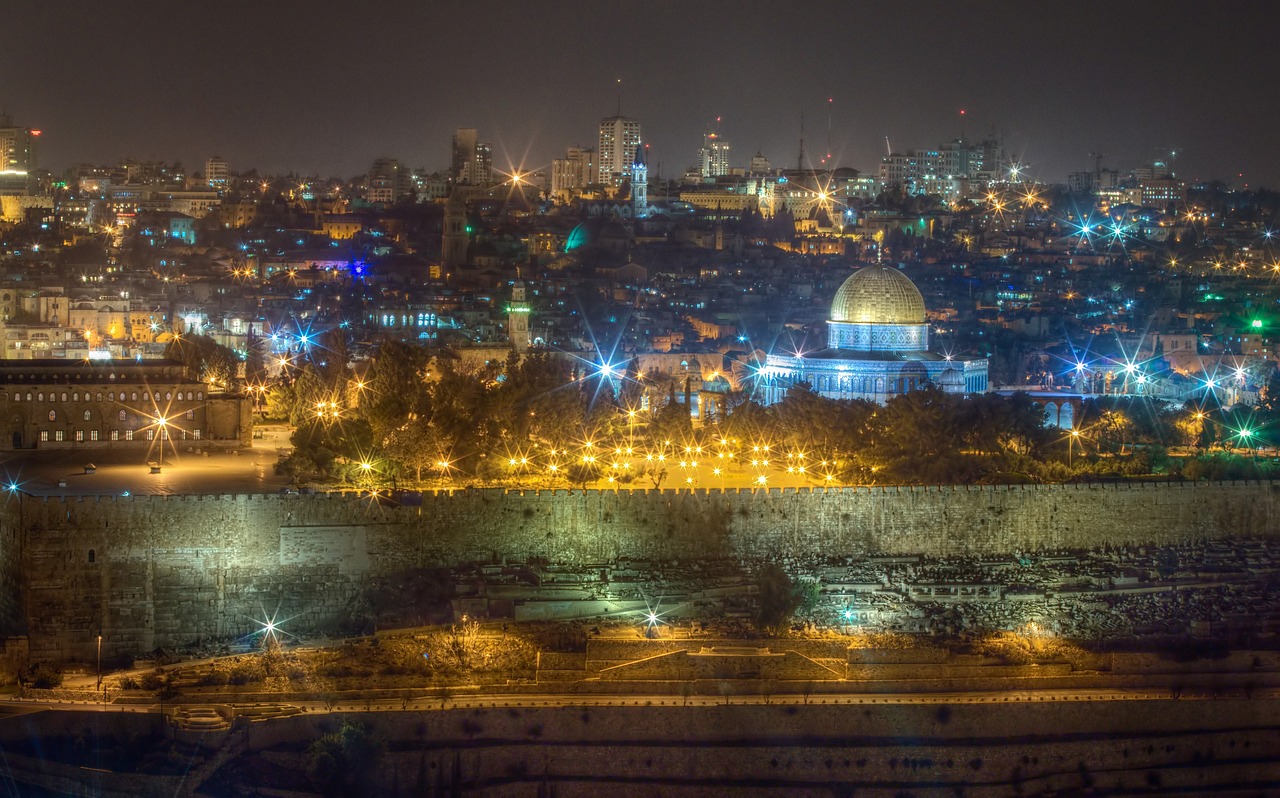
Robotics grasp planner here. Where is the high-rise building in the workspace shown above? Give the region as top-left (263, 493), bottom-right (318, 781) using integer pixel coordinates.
top-left (597, 116), bottom-right (641, 187)
top-left (451, 128), bottom-right (477, 182)
top-left (205, 156), bottom-right (230, 189)
top-left (368, 157), bottom-right (412, 204)
top-left (0, 114), bottom-right (39, 196)
top-left (450, 128), bottom-right (493, 185)
top-left (699, 133), bottom-right (731, 179)
top-left (551, 146), bottom-right (596, 199)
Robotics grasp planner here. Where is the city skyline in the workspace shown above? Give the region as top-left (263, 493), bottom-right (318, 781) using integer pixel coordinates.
top-left (5, 0), bottom-right (1280, 186)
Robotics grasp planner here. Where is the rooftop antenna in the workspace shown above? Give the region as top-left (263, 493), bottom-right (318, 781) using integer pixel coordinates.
top-left (885, 136), bottom-right (892, 157)
top-left (798, 110), bottom-right (806, 171)
top-left (825, 97), bottom-right (833, 166)
top-left (615, 78), bottom-right (622, 117)
top-left (959, 108), bottom-right (966, 142)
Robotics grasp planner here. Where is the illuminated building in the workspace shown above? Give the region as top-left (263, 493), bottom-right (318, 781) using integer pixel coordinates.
top-left (597, 115), bottom-right (641, 188)
top-left (760, 265), bottom-right (988, 404)
top-left (0, 114), bottom-right (39, 195)
top-left (204, 156), bottom-right (230, 189)
top-left (508, 280), bottom-right (531, 352)
top-left (0, 360), bottom-right (221, 450)
top-left (630, 143), bottom-right (648, 219)
top-left (451, 128), bottom-right (492, 185)
top-left (551, 146), bottom-right (596, 200)
top-left (699, 133), bottom-right (731, 178)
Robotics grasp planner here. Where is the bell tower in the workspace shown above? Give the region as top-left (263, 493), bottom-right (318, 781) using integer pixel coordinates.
top-left (508, 279), bottom-right (531, 352)
top-left (630, 142), bottom-right (648, 219)
top-left (442, 191), bottom-right (469, 268)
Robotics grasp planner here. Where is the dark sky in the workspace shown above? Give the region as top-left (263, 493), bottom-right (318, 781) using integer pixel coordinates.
top-left (6, 0), bottom-right (1280, 186)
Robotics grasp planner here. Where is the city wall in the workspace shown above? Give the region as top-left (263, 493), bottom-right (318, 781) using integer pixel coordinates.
top-left (3, 480), bottom-right (1279, 662)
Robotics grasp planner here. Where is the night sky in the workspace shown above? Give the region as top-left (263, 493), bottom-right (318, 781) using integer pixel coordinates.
top-left (5, 0), bottom-right (1280, 186)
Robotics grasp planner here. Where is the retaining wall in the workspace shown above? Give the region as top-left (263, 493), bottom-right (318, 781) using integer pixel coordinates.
top-left (6, 481), bottom-right (1279, 662)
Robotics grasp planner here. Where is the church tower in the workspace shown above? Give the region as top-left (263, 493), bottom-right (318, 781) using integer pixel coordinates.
top-left (630, 142), bottom-right (648, 219)
top-left (441, 191), bottom-right (469, 269)
top-left (508, 279), bottom-right (531, 352)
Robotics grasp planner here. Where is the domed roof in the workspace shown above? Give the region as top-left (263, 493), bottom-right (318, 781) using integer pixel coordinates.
top-left (829, 265), bottom-right (926, 324)
top-left (936, 368), bottom-right (964, 387)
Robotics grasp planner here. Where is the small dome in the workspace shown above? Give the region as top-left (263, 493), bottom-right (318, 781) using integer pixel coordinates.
top-left (829, 266), bottom-right (926, 324)
top-left (936, 368), bottom-right (964, 388)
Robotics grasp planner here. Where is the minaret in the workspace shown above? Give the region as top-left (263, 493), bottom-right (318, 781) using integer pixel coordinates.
top-left (508, 278), bottom-right (531, 352)
top-left (630, 142), bottom-right (648, 219)
top-left (441, 190), bottom-right (469, 269)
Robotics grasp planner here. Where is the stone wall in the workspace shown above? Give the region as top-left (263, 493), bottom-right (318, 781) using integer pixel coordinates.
top-left (10, 481), bottom-right (1280, 662)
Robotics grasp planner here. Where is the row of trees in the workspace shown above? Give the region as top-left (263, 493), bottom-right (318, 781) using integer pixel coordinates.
top-left (266, 339), bottom-right (1280, 486)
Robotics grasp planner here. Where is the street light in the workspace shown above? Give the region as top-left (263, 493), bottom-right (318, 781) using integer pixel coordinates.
top-left (96, 634), bottom-right (102, 690)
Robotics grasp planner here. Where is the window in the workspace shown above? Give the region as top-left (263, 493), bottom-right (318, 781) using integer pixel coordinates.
top-left (193, 429), bottom-right (201, 440)
top-left (47, 410), bottom-right (56, 422)
top-left (90, 430), bottom-right (99, 441)
top-left (37, 393), bottom-right (43, 402)
top-left (74, 430), bottom-right (83, 442)
top-left (143, 392), bottom-right (149, 401)
top-left (161, 430), bottom-right (168, 441)
top-left (88, 550), bottom-right (95, 563)
top-left (165, 392), bottom-right (171, 401)
top-left (110, 430), bottom-right (118, 441)
top-left (83, 410), bottom-right (91, 421)
top-left (96, 392), bottom-right (102, 402)
top-left (124, 430), bottom-right (133, 441)
top-left (24, 393), bottom-right (30, 401)
top-left (131, 392), bottom-right (138, 401)
top-left (60, 392), bottom-right (67, 402)
top-left (197, 391), bottom-right (203, 400)
top-left (186, 391), bottom-right (193, 400)
top-left (39, 430), bottom-right (48, 442)
top-left (146, 430), bottom-right (154, 441)
top-left (117, 409), bottom-right (126, 421)
top-left (186, 409), bottom-right (194, 420)
top-left (73, 392), bottom-right (79, 401)
top-left (54, 430), bottom-right (63, 442)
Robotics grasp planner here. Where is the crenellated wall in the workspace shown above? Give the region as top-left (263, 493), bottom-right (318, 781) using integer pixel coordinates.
top-left (6, 481), bottom-right (1280, 662)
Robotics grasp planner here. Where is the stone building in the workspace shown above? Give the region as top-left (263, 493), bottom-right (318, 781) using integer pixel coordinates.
top-left (0, 359), bottom-right (245, 450)
top-left (760, 265), bottom-right (988, 404)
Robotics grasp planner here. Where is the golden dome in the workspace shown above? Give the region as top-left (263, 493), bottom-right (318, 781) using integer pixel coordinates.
top-left (829, 266), bottom-right (926, 324)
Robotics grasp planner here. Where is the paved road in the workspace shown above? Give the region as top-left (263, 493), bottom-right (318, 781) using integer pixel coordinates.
top-left (7, 686), bottom-right (1279, 718)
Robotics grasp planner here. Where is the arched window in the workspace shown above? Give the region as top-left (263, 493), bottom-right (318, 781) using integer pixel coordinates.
top-left (60, 392), bottom-right (67, 402)
top-left (48, 410), bottom-right (56, 421)
top-left (37, 393), bottom-right (43, 402)
top-left (73, 392), bottom-right (79, 401)
top-left (96, 392), bottom-right (102, 402)
top-left (131, 392), bottom-right (138, 401)
top-left (88, 549), bottom-right (95, 563)
top-left (197, 392), bottom-right (203, 400)
top-left (117, 409), bottom-right (126, 421)
top-left (185, 409), bottom-right (194, 420)
top-left (165, 392), bottom-right (171, 401)
top-left (143, 392), bottom-right (149, 401)
top-left (83, 410), bottom-right (91, 421)
top-left (186, 391), bottom-right (193, 400)
top-left (25, 393), bottom-right (31, 401)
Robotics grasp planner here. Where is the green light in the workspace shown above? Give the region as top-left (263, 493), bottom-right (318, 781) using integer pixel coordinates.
top-left (1252, 319), bottom-right (1264, 329)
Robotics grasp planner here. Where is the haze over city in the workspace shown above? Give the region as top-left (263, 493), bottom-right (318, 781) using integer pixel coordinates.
top-left (6, 1), bottom-right (1280, 795)
top-left (5, 0), bottom-right (1280, 185)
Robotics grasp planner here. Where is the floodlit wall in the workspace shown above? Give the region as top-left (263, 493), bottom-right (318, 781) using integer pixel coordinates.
top-left (9, 481), bottom-right (1280, 661)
